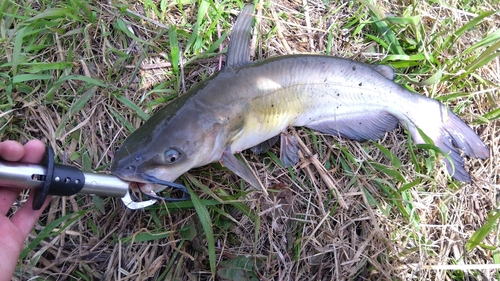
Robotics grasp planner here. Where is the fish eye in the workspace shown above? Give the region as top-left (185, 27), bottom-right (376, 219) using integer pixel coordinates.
top-left (164, 149), bottom-right (180, 163)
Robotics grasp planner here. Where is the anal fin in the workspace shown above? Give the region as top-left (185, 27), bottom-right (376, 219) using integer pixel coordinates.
top-left (306, 111), bottom-right (398, 142)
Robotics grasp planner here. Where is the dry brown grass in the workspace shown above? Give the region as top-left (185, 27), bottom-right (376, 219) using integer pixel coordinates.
top-left (3, 0), bottom-right (500, 280)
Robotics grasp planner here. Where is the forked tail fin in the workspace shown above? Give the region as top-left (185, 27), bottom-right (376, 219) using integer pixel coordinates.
top-left (412, 108), bottom-right (489, 182)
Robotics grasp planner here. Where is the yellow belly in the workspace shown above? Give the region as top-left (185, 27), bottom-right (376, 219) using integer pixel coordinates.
top-left (228, 87), bottom-right (306, 153)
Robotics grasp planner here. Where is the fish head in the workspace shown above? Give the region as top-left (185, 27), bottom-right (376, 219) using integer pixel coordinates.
top-left (111, 101), bottom-right (227, 193)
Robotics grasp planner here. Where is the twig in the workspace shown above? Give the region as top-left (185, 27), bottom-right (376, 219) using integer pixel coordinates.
top-left (292, 130), bottom-right (348, 209)
top-left (270, 6), bottom-right (292, 54)
top-left (124, 8), bottom-right (170, 29)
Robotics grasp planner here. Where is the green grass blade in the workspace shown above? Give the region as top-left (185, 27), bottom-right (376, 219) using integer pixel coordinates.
top-left (54, 75), bottom-right (107, 88)
top-left (169, 26), bottom-right (180, 74)
top-left (463, 40), bottom-right (500, 76)
top-left (26, 7), bottom-right (72, 22)
top-left (122, 231), bottom-right (173, 243)
top-left (404, 68), bottom-right (443, 86)
top-left (363, 0), bottom-right (405, 55)
top-left (107, 106), bottom-right (136, 134)
top-left (186, 182), bottom-right (216, 277)
top-left (115, 95), bottom-right (150, 120)
top-left (55, 87), bottom-right (97, 138)
top-left (384, 15), bottom-right (421, 26)
top-left (23, 62), bottom-right (73, 73)
top-left (20, 211), bottom-right (86, 260)
top-left (464, 29), bottom-right (500, 55)
top-left (12, 73), bottom-right (52, 83)
top-left (184, 0), bottom-right (210, 55)
top-left (466, 210), bottom-right (500, 252)
top-left (372, 142), bottom-right (401, 168)
top-left (186, 174), bottom-right (224, 202)
top-left (481, 107), bottom-right (500, 123)
top-left (370, 162), bottom-right (406, 182)
top-left (114, 17), bottom-right (151, 45)
top-left (12, 26), bottom-right (28, 76)
top-left (442, 10), bottom-right (496, 51)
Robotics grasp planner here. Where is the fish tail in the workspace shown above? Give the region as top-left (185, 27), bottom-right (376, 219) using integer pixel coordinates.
top-left (408, 105), bottom-right (489, 181)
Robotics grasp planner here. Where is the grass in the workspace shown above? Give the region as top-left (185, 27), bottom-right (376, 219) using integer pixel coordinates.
top-left (1, 0), bottom-right (499, 280)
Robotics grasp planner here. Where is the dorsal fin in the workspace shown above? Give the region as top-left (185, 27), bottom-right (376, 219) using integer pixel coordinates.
top-left (225, 5), bottom-right (255, 69)
top-left (371, 64), bottom-right (395, 80)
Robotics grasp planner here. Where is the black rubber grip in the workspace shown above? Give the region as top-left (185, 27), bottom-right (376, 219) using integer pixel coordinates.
top-left (32, 146), bottom-right (85, 210)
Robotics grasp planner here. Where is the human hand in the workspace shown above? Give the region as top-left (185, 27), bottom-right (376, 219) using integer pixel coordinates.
top-left (0, 140), bottom-right (51, 280)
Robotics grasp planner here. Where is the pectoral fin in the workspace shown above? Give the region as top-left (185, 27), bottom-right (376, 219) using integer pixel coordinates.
top-left (280, 133), bottom-right (300, 167)
top-left (221, 148), bottom-right (265, 191)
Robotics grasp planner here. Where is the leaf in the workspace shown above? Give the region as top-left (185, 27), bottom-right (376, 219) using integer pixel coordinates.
top-left (186, 174), bottom-right (223, 202)
top-left (384, 15), bottom-right (421, 26)
top-left (462, 40), bottom-right (500, 77)
top-left (26, 7), bottom-right (72, 21)
top-left (23, 62), bottom-right (73, 73)
top-left (187, 182), bottom-right (216, 277)
top-left (169, 26), bottom-right (180, 74)
top-left (481, 107), bottom-right (500, 122)
top-left (205, 32), bottom-right (228, 54)
top-left (265, 151), bottom-right (284, 168)
top-left (362, 187), bottom-right (379, 206)
top-left (54, 75), bottom-right (107, 87)
top-left (12, 27), bottom-right (28, 76)
top-left (372, 142), bottom-right (401, 168)
top-left (12, 74), bottom-right (53, 83)
top-left (115, 95), bottom-right (150, 120)
top-left (370, 162), bottom-right (406, 182)
top-left (398, 179), bottom-right (421, 193)
top-left (180, 220), bottom-right (197, 241)
top-left (382, 53), bottom-right (429, 62)
top-left (114, 17), bottom-right (150, 45)
top-left (464, 29), bottom-right (500, 55)
top-left (185, 0), bottom-right (210, 54)
top-left (55, 87), bottom-right (97, 138)
top-left (122, 231), bottom-right (174, 243)
top-left (107, 106), bottom-right (136, 134)
top-left (404, 69), bottom-right (443, 86)
top-left (92, 196), bottom-right (105, 213)
top-left (20, 211), bottom-right (86, 259)
top-left (466, 210), bottom-right (500, 252)
top-left (217, 255), bottom-right (263, 281)
top-left (442, 10), bottom-right (496, 52)
top-left (363, 0), bottom-right (405, 55)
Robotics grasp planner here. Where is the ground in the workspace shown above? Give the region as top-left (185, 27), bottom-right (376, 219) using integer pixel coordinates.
top-left (1, 0), bottom-right (499, 280)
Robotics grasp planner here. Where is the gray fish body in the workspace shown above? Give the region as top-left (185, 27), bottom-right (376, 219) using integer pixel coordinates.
top-left (111, 6), bottom-right (488, 190)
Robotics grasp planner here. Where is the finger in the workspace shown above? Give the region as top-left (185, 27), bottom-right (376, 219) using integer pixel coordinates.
top-left (10, 193), bottom-right (51, 238)
top-left (0, 141), bottom-right (24, 214)
top-left (0, 140), bottom-right (46, 214)
top-left (0, 141), bottom-right (25, 162)
top-left (20, 139), bottom-right (46, 164)
top-left (0, 188), bottom-right (21, 215)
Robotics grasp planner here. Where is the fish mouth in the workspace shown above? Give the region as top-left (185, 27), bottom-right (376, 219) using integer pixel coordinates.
top-left (135, 173), bottom-right (190, 202)
top-left (113, 171), bottom-right (189, 202)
